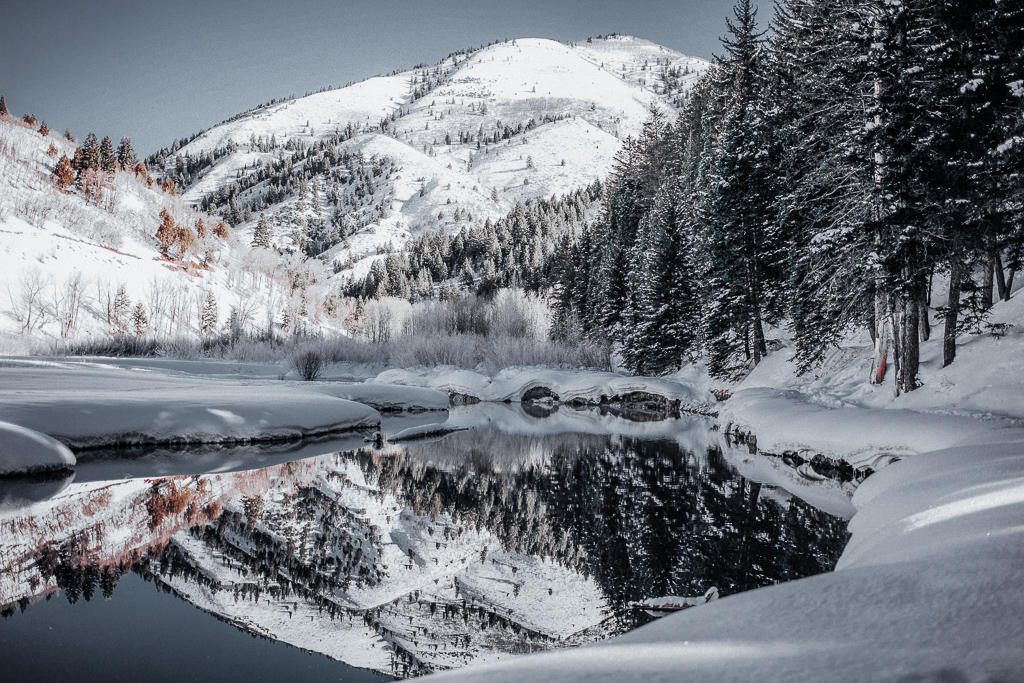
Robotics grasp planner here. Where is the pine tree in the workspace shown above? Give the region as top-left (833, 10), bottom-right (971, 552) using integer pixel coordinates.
top-left (116, 137), bottom-right (137, 170)
top-left (200, 291), bottom-right (218, 335)
top-left (695, 0), bottom-right (790, 377)
top-left (39, 121), bottom-right (49, 136)
top-left (131, 302), bottom-right (149, 335)
top-left (0, 95), bottom-right (6, 117)
top-left (99, 136), bottom-right (116, 173)
top-left (81, 133), bottom-right (100, 172)
top-left (51, 154), bottom-right (75, 190)
top-left (770, 0), bottom-right (878, 374)
top-left (252, 213), bottom-right (273, 248)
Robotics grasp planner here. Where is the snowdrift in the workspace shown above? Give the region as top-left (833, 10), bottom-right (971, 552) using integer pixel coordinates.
top-left (0, 362), bottom-right (380, 450)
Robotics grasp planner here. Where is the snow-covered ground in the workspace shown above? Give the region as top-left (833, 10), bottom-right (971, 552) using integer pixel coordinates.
top-left (370, 366), bottom-right (714, 412)
top-left (719, 291), bottom-right (1024, 470)
top-left (411, 281), bottom-right (1024, 683)
top-left (0, 359), bottom-right (380, 452)
top-left (0, 115), bottom-right (344, 344)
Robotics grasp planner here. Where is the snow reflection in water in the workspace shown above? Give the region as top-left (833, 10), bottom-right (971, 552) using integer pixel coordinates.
top-left (0, 404), bottom-right (849, 680)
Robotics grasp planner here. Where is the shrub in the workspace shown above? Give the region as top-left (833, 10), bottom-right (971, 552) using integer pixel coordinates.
top-left (291, 347), bottom-right (325, 381)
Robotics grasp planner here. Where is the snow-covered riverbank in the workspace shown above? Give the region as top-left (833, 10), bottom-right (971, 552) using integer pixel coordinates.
top-left (0, 359), bottom-right (384, 455)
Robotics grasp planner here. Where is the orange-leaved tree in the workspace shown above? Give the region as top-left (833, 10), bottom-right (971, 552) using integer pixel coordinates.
top-left (156, 209), bottom-right (177, 257)
top-left (51, 154), bottom-right (75, 190)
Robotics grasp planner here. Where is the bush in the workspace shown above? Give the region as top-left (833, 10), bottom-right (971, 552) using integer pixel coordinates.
top-left (290, 347), bottom-right (325, 381)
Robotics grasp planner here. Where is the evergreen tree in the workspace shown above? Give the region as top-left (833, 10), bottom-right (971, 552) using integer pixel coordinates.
top-left (200, 291), bottom-right (218, 335)
top-left (116, 137), bottom-right (137, 170)
top-left (99, 136), bottom-right (116, 173)
top-left (0, 95), bottom-right (6, 117)
top-left (79, 133), bottom-right (100, 173)
top-left (131, 302), bottom-right (149, 335)
top-left (696, 0), bottom-right (788, 377)
top-left (252, 213), bottom-right (273, 248)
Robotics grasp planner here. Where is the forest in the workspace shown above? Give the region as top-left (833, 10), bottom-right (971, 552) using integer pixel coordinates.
top-left (547, 0), bottom-right (1023, 391)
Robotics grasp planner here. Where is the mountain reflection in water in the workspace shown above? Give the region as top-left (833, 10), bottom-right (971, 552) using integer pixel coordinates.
top-left (0, 405), bottom-right (849, 679)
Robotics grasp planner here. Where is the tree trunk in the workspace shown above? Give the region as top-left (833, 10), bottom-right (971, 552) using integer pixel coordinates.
top-left (943, 256), bottom-right (961, 367)
top-left (898, 295), bottom-right (920, 394)
top-left (982, 254), bottom-right (994, 309)
top-left (918, 298), bottom-right (930, 342)
top-left (995, 252), bottom-right (1008, 301)
top-left (869, 288), bottom-right (889, 384)
top-left (1005, 268), bottom-right (1016, 301)
top-left (751, 307), bottom-right (767, 366)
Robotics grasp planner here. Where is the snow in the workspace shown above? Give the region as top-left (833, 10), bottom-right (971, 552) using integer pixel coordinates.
top-left (387, 422), bottom-right (469, 443)
top-left (166, 36), bottom-right (709, 278)
top-left (719, 386), bottom-right (1024, 471)
top-left (718, 293), bottom-right (1024, 469)
top-left (0, 361), bottom-right (380, 449)
top-left (178, 75), bottom-right (412, 157)
top-left (370, 366), bottom-right (715, 412)
top-left (306, 381), bottom-right (450, 412)
top-left (0, 420), bottom-right (76, 475)
top-left (0, 116), bottom-right (334, 343)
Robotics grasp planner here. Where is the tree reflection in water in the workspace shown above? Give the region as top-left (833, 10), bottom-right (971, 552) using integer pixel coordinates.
top-left (2, 419), bottom-right (848, 677)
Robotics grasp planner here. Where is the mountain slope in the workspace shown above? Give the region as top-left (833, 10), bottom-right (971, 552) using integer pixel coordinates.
top-left (158, 36), bottom-right (709, 279)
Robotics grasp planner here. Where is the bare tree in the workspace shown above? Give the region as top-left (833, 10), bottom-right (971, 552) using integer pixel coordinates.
top-left (51, 271), bottom-right (84, 338)
top-left (7, 268), bottom-right (49, 334)
top-left (145, 277), bottom-right (169, 335)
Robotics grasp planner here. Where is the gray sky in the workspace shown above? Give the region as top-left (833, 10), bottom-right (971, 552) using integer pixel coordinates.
top-left (0, 0), bottom-right (741, 156)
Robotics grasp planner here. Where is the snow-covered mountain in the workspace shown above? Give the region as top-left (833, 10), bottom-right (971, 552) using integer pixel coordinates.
top-left (0, 35), bottom-right (707, 342)
top-left (157, 35), bottom-right (708, 279)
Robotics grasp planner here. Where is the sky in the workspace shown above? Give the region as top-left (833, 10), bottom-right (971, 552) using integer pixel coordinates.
top-left (0, 0), bottom-right (740, 156)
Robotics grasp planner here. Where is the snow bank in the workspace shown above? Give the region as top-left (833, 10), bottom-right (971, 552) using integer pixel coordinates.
top-left (424, 442), bottom-right (1024, 683)
top-left (719, 387), bottom-right (1024, 470)
top-left (308, 382), bottom-right (450, 412)
top-left (718, 293), bottom-right (1024, 469)
top-left (0, 420), bottom-right (76, 475)
top-left (387, 422), bottom-right (469, 443)
top-left (370, 367), bottom-right (714, 412)
top-left (0, 363), bottom-right (380, 449)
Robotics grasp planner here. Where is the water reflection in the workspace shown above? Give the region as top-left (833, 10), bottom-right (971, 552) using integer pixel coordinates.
top-left (1, 405), bottom-right (849, 679)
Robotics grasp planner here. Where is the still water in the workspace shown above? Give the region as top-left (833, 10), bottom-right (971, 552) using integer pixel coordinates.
top-left (0, 404), bottom-right (850, 680)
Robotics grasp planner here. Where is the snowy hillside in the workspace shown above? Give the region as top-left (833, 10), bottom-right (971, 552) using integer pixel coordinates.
top-left (0, 114), bottom-right (349, 342)
top-left (158, 36), bottom-right (708, 278)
